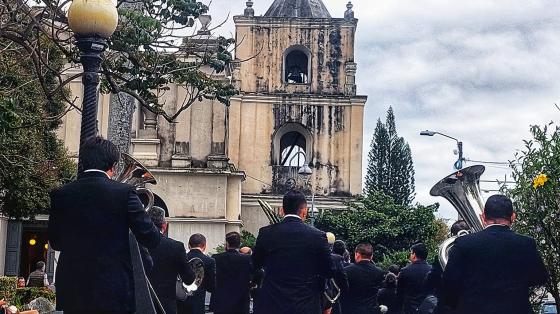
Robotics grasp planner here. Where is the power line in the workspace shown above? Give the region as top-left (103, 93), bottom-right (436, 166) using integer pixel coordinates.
top-left (246, 174), bottom-right (272, 187)
top-left (466, 159), bottom-right (518, 165)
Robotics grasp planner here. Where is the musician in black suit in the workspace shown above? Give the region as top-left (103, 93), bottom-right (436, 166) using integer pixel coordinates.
top-left (332, 240), bottom-right (351, 268)
top-left (252, 190), bottom-right (335, 314)
top-left (48, 137), bottom-right (161, 314)
top-left (146, 206), bottom-right (195, 314)
top-left (441, 195), bottom-right (548, 314)
top-left (210, 231), bottom-right (253, 314)
top-left (178, 233), bottom-right (216, 314)
top-left (397, 243), bottom-right (432, 314)
top-left (341, 243), bottom-right (386, 314)
top-left (324, 234), bottom-right (348, 314)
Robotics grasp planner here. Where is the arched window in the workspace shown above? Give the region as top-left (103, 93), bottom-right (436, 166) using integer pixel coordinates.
top-left (284, 47), bottom-right (310, 84)
top-left (280, 131), bottom-right (306, 167)
top-left (273, 123), bottom-right (313, 166)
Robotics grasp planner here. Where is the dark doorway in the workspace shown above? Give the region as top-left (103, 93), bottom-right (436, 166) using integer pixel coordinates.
top-left (19, 221), bottom-right (49, 281)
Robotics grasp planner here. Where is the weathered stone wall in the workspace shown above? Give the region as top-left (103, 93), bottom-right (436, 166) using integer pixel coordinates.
top-left (234, 16), bottom-right (357, 95)
top-left (228, 94), bottom-right (365, 196)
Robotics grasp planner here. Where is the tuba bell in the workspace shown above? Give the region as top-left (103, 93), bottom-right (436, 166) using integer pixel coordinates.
top-left (115, 153), bottom-right (157, 211)
top-left (181, 257), bottom-right (206, 296)
top-left (430, 165), bottom-right (486, 268)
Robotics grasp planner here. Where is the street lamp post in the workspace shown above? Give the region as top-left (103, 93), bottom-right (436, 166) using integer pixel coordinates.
top-left (420, 130), bottom-right (464, 170)
top-left (68, 0), bottom-right (118, 165)
top-left (298, 165), bottom-right (317, 225)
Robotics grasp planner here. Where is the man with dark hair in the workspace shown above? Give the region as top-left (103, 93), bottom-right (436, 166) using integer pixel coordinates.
top-left (332, 240), bottom-right (350, 267)
top-left (387, 265), bottom-right (400, 276)
top-left (340, 243), bottom-right (385, 314)
top-left (252, 190), bottom-right (334, 314)
top-left (442, 195), bottom-right (548, 314)
top-left (27, 261), bottom-right (49, 287)
top-left (49, 136), bottom-right (161, 314)
top-left (178, 233), bottom-right (216, 314)
top-left (397, 243), bottom-right (432, 314)
top-left (323, 234), bottom-right (349, 314)
top-left (210, 232), bottom-right (253, 314)
top-left (146, 206), bottom-right (195, 314)
top-left (421, 219), bottom-right (471, 314)
top-left (450, 220), bottom-right (469, 237)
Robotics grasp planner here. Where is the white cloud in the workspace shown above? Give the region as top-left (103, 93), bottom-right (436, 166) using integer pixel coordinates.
top-left (204, 0), bottom-right (560, 219)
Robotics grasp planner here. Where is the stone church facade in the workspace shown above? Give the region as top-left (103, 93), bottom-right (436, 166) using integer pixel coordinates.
top-left (1, 0), bottom-right (366, 277)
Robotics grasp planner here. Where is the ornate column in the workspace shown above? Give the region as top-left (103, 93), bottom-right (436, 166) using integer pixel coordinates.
top-left (344, 62), bottom-right (357, 96)
top-left (131, 107), bottom-right (160, 167)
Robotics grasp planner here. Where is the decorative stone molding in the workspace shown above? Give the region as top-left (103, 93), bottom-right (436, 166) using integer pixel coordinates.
top-left (171, 154), bottom-right (192, 168)
top-left (244, 0), bottom-right (254, 17)
top-left (344, 1), bottom-right (354, 20)
top-left (207, 155), bottom-right (230, 169)
top-left (344, 62), bottom-right (357, 96)
top-left (131, 138), bottom-right (160, 167)
top-left (139, 107), bottom-right (158, 138)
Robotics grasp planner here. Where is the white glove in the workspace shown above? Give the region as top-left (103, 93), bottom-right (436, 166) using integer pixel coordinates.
top-left (379, 305), bottom-right (388, 313)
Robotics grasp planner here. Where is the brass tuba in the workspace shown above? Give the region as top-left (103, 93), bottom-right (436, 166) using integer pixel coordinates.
top-left (181, 257), bottom-right (206, 296)
top-left (115, 153), bottom-right (157, 211)
top-left (430, 165), bottom-right (486, 268)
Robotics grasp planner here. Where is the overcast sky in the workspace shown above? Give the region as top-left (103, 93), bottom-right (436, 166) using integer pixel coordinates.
top-left (202, 0), bottom-right (560, 220)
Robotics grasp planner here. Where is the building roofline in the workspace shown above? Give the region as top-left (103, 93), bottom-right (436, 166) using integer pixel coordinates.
top-left (233, 15), bottom-right (358, 27)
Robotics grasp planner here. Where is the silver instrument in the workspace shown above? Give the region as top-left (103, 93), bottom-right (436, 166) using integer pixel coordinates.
top-left (115, 153), bottom-right (157, 211)
top-left (430, 165), bottom-right (486, 268)
top-left (182, 257), bottom-right (206, 296)
top-left (115, 153), bottom-right (165, 313)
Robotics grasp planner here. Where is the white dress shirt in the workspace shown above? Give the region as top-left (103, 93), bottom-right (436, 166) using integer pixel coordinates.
top-left (84, 169), bottom-right (111, 179)
top-left (283, 214), bottom-right (302, 220)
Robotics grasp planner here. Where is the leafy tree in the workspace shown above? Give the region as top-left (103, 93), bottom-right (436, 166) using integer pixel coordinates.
top-left (508, 122), bottom-right (560, 312)
top-left (1, 0), bottom-right (236, 122)
top-left (314, 192), bottom-right (440, 267)
top-left (0, 38), bottom-right (75, 219)
top-left (365, 107), bottom-right (415, 205)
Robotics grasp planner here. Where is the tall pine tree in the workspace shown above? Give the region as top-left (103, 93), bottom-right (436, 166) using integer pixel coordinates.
top-left (365, 107), bottom-right (415, 205)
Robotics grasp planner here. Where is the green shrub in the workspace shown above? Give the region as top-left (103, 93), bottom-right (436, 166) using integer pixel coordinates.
top-left (13, 287), bottom-right (56, 309)
top-left (0, 276), bottom-right (17, 303)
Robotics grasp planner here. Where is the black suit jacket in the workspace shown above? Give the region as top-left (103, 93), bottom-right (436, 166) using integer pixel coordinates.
top-left (329, 254), bottom-right (349, 314)
top-left (341, 260), bottom-right (386, 314)
top-left (48, 171), bottom-right (161, 312)
top-left (180, 248), bottom-right (216, 314)
top-left (252, 216), bottom-right (335, 314)
top-left (441, 225), bottom-right (548, 314)
top-left (148, 236), bottom-right (195, 314)
top-left (210, 249), bottom-right (253, 314)
top-left (398, 260), bottom-right (432, 314)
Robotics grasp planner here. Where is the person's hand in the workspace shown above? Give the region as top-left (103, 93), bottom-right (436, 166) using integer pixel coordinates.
top-left (379, 305), bottom-right (388, 313)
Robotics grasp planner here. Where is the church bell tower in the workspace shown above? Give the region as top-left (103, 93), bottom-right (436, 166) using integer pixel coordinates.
top-left (230, 0), bottom-right (367, 232)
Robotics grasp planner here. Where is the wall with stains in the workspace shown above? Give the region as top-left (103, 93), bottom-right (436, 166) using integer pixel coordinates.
top-left (234, 16), bottom-right (357, 96)
top-left (230, 15), bottom-right (366, 197)
top-left (228, 94), bottom-right (365, 196)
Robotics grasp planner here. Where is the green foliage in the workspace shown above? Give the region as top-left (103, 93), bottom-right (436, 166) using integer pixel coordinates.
top-left (2, 0), bottom-right (237, 123)
top-left (365, 107), bottom-right (415, 205)
top-left (0, 276), bottom-right (17, 303)
top-left (213, 230), bottom-right (257, 254)
top-left (240, 230), bottom-right (257, 249)
top-left (508, 122), bottom-right (560, 311)
top-left (0, 38), bottom-right (76, 219)
top-left (314, 192), bottom-right (440, 266)
top-left (13, 288), bottom-right (56, 309)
